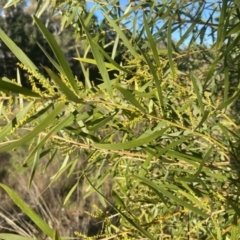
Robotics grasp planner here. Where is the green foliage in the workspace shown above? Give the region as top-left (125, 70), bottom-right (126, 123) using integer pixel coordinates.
top-left (1, 0), bottom-right (240, 239)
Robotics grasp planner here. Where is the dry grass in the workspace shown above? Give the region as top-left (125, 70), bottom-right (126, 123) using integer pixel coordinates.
top-left (0, 150), bottom-right (114, 239)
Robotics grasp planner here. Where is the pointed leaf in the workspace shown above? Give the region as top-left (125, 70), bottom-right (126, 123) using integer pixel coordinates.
top-left (0, 78), bottom-right (40, 97)
top-left (78, 18), bottom-right (113, 97)
top-left (44, 67), bottom-right (83, 103)
top-left (134, 175), bottom-right (208, 218)
top-left (167, 19), bottom-right (175, 77)
top-left (93, 127), bottom-right (169, 150)
top-left (0, 102), bottom-right (34, 141)
top-left (116, 85), bottom-right (146, 113)
top-left (143, 14), bottom-right (161, 68)
top-left (0, 28), bottom-right (38, 71)
top-left (0, 184), bottom-right (57, 239)
top-left (85, 175), bottom-right (156, 240)
top-left (103, 13), bottom-right (138, 58)
top-left (33, 16), bottom-right (78, 94)
top-left (0, 102), bottom-right (65, 152)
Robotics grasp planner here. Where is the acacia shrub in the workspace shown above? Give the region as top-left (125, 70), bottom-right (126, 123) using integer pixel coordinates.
top-left (1, 0), bottom-right (240, 239)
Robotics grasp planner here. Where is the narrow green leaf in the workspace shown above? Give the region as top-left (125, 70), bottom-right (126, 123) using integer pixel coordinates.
top-left (227, 22), bottom-right (240, 36)
top-left (85, 175), bottom-right (156, 240)
top-left (75, 57), bottom-right (127, 73)
top-left (111, 33), bottom-right (119, 60)
top-left (98, 45), bottom-right (130, 74)
top-left (64, 4), bottom-right (80, 28)
top-left (36, 41), bottom-right (62, 74)
top-left (4, 0), bottom-right (22, 8)
top-left (115, 4), bottom-right (141, 23)
top-left (87, 114), bottom-right (115, 131)
top-left (178, 99), bottom-right (195, 113)
top-left (167, 19), bottom-right (175, 77)
top-left (216, 89), bottom-right (240, 111)
top-left (0, 28), bottom-right (38, 71)
top-left (195, 110), bottom-right (210, 130)
top-left (139, 154), bottom-right (152, 177)
top-left (75, 48), bottom-right (92, 88)
top-left (140, 49), bottom-right (164, 115)
top-left (219, 33), bottom-right (240, 60)
top-left (111, 189), bottom-right (136, 217)
top-left (0, 102), bottom-right (34, 141)
top-left (0, 78), bottom-right (40, 97)
top-left (205, 57), bottom-right (218, 87)
top-left (67, 156), bottom-right (79, 178)
top-left (166, 150), bottom-right (201, 164)
top-left (218, 122), bottom-right (239, 140)
top-left (143, 14), bottom-right (161, 68)
top-left (63, 182), bottom-right (78, 206)
top-left (78, 18), bottom-right (113, 98)
top-left (93, 126), bottom-right (169, 150)
top-left (134, 175), bottom-right (208, 218)
top-left (103, 13), bottom-right (138, 58)
top-left (194, 146), bottom-right (213, 178)
top-left (35, 0), bottom-right (50, 18)
top-left (23, 110), bottom-right (89, 166)
top-left (212, 218), bottom-right (222, 240)
top-left (176, 21), bottom-right (198, 48)
top-left (29, 139), bottom-right (41, 187)
top-left (0, 102), bottom-right (65, 152)
top-left (0, 184), bottom-right (56, 239)
top-left (115, 85), bottom-right (146, 113)
top-left (215, 0), bottom-right (227, 49)
top-left (224, 65), bottom-right (230, 104)
top-left (191, 74), bottom-right (204, 113)
top-left (231, 214), bottom-right (238, 240)
top-left (44, 67), bottom-right (83, 103)
top-left (112, 190), bottom-right (127, 209)
top-left (53, 230), bottom-right (60, 240)
top-left (50, 158), bottom-right (72, 185)
top-left (178, 190), bottom-right (207, 210)
top-left (43, 149), bottom-right (57, 172)
top-left (156, 135), bottom-right (193, 157)
top-left (33, 16), bottom-right (78, 94)
top-left (84, 5), bottom-right (97, 27)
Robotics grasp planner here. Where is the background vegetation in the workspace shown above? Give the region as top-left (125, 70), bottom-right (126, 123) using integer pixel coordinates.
top-left (0, 0), bottom-right (240, 239)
